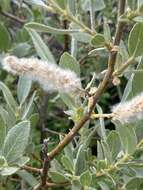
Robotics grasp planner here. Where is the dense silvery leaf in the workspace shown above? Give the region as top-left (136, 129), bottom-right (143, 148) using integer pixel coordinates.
top-left (58, 52), bottom-right (82, 109)
top-left (17, 75), bottom-right (32, 105)
top-left (128, 23), bottom-right (143, 57)
top-left (0, 115), bottom-right (6, 148)
top-left (0, 156), bottom-right (7, 169)
top-left (64, 142), bottom-right (74, 162)
top-left (122, 57), bottom-right (143, 101)
top-left (74, 145), bottom-right (86, 175)
top-left (97, 141), bottom-right (104, 160)
top-left (50, 159), bottom-right (65, 174)
top-left (101, 141), bottom-right (112, 163)
top-left (5, 104), bottom-right (16, 129)
top-left (0, 167), bottom-right (19, 176)
top-left (96, 104), bottom-right (106, 141)
top-left (107, 131), bottom-right (121, 161)
top-left (59, 52), bottom-right (80, 76)
top-left (91, 34), bottom-right (106, 48)
top-left (12, 43), bottom-right (31, 57)
top-left (103, 22), bottom-right (111, 42)
top-left (2, 121), bottom-right (30, 163)
top-left (28, 30), bottom-right (56, 63)
top-left (49, 171), bottom-right (69, 183)
top-left (98, 181), bottom-right (110, 190)
top-left (22, 91), bottom-right (36, 119)
top-left (81, 0), bottom-right (105, 11)
top-left (115, 41), bottom-right (129, 71)
top-left (128, 58), bottom-right (143, 97)
top-left (24, 0), bottom-right (48, 9)
top-left (133, 16), bottom-right (143, 22)
top-left (80, 170), bottom-right (92, 187)
top-left (26, 22), bottom-right (81, 34)
top-left (67, 0), bottom-right (76, 15)
top-left (71, 180), bottom-right (82, 190)
top-left (125, 177), bottom-right (143, 189)
top-left (61, 155), bottom-right (73, 173)
top-left (116, 124), bottom-right (137, 154)
top-left (17, 170), bottom-right (38, 187)
top-left (71, 32), bottom-right (92, 43)
top-left (71, 37), bottom-right (78, 58)
top-left (60, 93), bottom-right (78, 109)
top-left (121, 74), bottom-right (134, 101)
top-left (11, 156), bottom-right (30, 167)
top-left (29, 113), bottom-right (39, 127)
top-left (0, 106), bottom-right (15, 130)
top-left (84, 126), bottom-right (98, 148)
top-left (0, 81), bottom-right (18, 112)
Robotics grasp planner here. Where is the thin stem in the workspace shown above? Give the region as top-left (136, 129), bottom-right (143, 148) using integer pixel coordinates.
top-left (40, 140), bottom-right (50, 188)
top-left (113, 56), bottom-right (135, 76)
top-left (0, 8), bottom-right (26, 24)
top-left (48, 0), bottom-right (126, 160)
top-left (91, 113), bottom-right (114, 119)
top-left (46, 181), bottom-right (70, 188)
top-left (33, 181), bottom-right (70, 189)
top-left (21, 165), bottom-right (41, 174)
top-left (90, 0), bottom-right (96, 31)
top-left (43, 128), bottom-right (66, 136)
top-left (48, 0), bottom-right (95, 35)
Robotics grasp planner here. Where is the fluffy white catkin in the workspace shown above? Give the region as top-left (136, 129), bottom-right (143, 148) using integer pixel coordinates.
top-left (2, 56), bottom-right (81, 94)
top-left (112, 92), bottom-right (143, 123)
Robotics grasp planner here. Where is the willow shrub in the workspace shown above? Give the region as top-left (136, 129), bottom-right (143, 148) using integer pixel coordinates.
top-left (1, 0), bottom-right (143, 190)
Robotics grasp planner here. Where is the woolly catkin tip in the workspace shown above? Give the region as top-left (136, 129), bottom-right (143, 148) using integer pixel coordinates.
top-left (112, 92), bottom-right (143, 124)
top-left (2, 55), bottom-right (81, 95)
top-left (2, 56), bottom-right (20, 74)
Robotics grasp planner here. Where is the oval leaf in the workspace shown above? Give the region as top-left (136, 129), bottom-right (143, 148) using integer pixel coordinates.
top-left (2, 121), bottom-right (30, 163)
top-left (128, 23), bottom-right (143, 57)
top-left (17, 75), bottom-right (32, 105)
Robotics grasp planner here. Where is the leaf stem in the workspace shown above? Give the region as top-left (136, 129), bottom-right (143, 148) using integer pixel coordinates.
top-left (90, 0), bottom-right (96, 31)
top-left (113, 56), bottom-right (135, 76)
top-left (47, 0), bottom-right (95, 35)
top-left (91, 113), bottom-right (114, 119)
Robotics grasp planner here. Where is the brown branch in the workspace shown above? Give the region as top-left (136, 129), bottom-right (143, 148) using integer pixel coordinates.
top-left (21, 165), bottom-right (41, 174)
top-left (33, 181), bottom-right (70, 189)
top-left (0, 8), bottom-right (26, 24)
top-left (63, 19), bottom-right (69, 51)
top-left (46, 181), bottom-right (70, 188)
top-left (40, 140), bottom-right (50, 187)
top-left (48, 0), bottom-right (126, 160)
top-left (43, 128), bottom-right (66, 136)
top-left (35, 93), bottom-right (49, 160)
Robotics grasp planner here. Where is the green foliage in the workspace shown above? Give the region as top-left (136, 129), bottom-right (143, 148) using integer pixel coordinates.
top-left (1, 0), bottom-right (143, 190)
top-left (128, 23), bottom-right (143, 57)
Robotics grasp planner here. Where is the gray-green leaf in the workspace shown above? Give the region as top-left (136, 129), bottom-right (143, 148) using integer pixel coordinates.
top-left (2, 121), bottom-right (30, 163)
top-left (128, 23), bottom-right (143, 57)
top-left (28, 30), bottom-right (55, 63)
top-left (59, 52), bottom-right (80, 76)
top-left (80, 170), bottom-right (92, 187)
top-left (17, 75), bottom-right (32, 105)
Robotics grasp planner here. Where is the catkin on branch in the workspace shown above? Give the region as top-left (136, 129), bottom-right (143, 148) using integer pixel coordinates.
top-left (112, 93), bottom-right (143, 123)
top-left (2, 56), bottom-right (81, 94)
